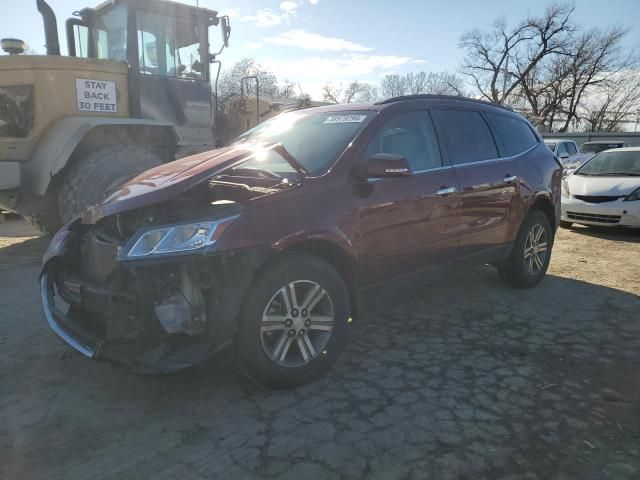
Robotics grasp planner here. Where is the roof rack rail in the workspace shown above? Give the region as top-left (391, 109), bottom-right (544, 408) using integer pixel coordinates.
top-left (374, 94), bottom-right (512, 111)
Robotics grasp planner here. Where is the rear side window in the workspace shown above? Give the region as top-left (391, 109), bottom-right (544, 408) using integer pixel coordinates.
top-left (431, 110), bottom-right (498, 165)
top-left (486, 112), bottom-right (538, 156)
top-left (566, 142), bottom-right (577, 155)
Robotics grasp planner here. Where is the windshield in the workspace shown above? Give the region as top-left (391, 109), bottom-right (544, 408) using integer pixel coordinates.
top-left (580, 143), bottom-right (623, 154)
top-left (576, 151), bottom-right (640, 176)
top-left (232, 111), bottom-right (373, 175)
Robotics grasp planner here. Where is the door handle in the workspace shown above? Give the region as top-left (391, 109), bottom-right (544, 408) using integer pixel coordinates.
top-left (503, 175), bottom-right (518, 184)
top-left (436, 186), bottom-right (457, 196)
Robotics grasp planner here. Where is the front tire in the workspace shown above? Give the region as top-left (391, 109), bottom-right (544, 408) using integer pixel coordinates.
top-left (238, 252), bottom-right (350, 388)
top-left (58, 145), bottom-right (162, 223)
top-left (498, 210), bottom-right (553, 289)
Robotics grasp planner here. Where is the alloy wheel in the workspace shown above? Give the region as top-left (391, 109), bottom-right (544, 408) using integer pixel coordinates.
top-left (523, 223), bottom-right (548, 275)
top-left (260, 280), bottom-right (334, 367)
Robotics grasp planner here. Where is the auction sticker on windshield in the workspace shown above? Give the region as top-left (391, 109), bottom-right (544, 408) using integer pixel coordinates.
top-left (75, 79), bottom-right (118, 113)
top-left (323, 115), bottom-right (367, 124)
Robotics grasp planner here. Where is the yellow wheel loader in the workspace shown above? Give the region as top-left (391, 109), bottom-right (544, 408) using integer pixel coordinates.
top-left (0, 0), bottom-right (230, 232)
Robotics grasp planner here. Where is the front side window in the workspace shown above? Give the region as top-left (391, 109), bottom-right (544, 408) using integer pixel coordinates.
top-left (92, 5), bottom-right (127, 62)
top-left (137, 11), bottom-right (204, 79)
top-left (365, 111), bottom-right (442, 172)
top-left (233, 111), bottom-right (373, 175)
top-left (566, 142), bottom-right (577, 155)
top-left (486, 112), bottom-right (538, 156)
top-left (431, 109), bottom-right (498, 165)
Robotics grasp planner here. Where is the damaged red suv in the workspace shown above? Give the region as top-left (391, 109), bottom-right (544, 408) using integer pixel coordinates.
top-left (41, 95), bottom-right (561, 387)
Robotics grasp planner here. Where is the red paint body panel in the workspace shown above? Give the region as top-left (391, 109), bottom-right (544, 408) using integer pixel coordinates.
top-left (65, 97), bottom-right (560, 292)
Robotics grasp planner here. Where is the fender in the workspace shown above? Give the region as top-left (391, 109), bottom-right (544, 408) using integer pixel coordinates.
top-left (23, 116), bottom-right (181, 195)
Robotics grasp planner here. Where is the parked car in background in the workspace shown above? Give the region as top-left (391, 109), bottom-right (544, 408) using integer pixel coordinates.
top-left (545, 139), bottom-right (588, 176)
top-left (41, 95), bottom-right (561, 388)
top-left (561, 147), bottom-right (640, 228)
top-left (580, 141), bottom-right (630, 158)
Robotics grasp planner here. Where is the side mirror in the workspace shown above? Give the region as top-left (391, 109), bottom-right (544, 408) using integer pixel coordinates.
top-left (367, 153), bottom-right (412, 178)
top-left (559, 152), bottom-right (570, 160)
top-left (220, 16), bottom-right (230, 48)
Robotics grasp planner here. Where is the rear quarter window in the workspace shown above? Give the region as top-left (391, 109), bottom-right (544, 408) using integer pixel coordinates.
top-left (486, 112), bottom-right (538, 156)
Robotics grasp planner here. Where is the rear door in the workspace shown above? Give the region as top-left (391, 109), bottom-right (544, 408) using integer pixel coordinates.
top-left (355, 110), bottom-right (461, 284)
top-left (431, 108), bottom-right (519, 259)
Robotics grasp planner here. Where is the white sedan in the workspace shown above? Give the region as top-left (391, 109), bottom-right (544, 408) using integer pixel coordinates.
top-left (561, 147), bottom-right (640, 228)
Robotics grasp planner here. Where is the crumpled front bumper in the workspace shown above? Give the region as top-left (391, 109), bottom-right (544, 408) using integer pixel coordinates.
top-left (40, 269), bottom-right (102, 358)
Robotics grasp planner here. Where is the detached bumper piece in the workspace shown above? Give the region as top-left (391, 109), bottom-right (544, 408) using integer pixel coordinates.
top-left (40, 270), bottom-right (102, 358)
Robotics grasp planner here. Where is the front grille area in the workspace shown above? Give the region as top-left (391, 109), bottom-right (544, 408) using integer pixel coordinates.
top-left (567, 212), bottom-right (621, 224)
top-left (574, 195), bottom-right (622, 203)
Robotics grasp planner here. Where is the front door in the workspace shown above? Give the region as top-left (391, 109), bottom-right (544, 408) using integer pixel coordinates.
top-left (431, 108), bottom-right (518, 258)
top-left (354, 110), bottom-right (461, 285)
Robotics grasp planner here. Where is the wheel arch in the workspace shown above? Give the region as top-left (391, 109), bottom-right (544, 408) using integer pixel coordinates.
top-left (529, 193), bottom-right (557, 231)
top-left (25, 117), bottom-right (180, 196)
top-left (281, 238), bottom-right (359, 322)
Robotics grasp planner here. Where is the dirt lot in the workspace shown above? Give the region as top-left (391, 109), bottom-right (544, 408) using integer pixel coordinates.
top-left (1, 215), bottom-right (639, 479)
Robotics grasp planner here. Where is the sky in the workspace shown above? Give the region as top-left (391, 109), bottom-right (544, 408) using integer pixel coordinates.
top-left (2, 0), bottom-right (640, 98)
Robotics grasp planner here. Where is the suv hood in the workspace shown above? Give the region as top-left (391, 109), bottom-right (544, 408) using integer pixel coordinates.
top-left (82, 144), bottom-right (287, 223)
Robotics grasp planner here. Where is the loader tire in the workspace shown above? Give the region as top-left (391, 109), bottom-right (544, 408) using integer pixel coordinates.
top-left (58, 145), bottom-right (162, 223)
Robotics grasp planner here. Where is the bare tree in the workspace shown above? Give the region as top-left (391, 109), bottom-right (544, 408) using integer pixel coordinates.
top-left (380, 74), bottom-right (408, 98)
top-left (459, 4), bottom-right (574, 104)
top-left (344, 81), bottom-right (377, 103)
top-left (425, 72), bottom-right (467, 96)
top-left (322, 82), bottom-right (343, 104)
top-left (555, 26), bottom-right (632, 131)
top-left (580, 70), bottom-right (640, 132)
top-left (405, 72), bottom-right (428, 94)
top-left (276, 79), bottom-right (299, 103)
top-left (322, 81), bottom-right (376, 104)
top-left (218, 57), bottom-right (280, 100)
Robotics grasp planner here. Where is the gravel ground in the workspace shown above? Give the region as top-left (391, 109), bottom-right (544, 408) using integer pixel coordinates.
top-left (1, 215), bottom-right (639, 480)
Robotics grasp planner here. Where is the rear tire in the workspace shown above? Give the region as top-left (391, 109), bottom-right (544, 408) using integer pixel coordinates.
top-left (58, 145), bottom-right (162, 223)
top-left (560, 220), bottom-right (573, 229)
top-left (498, 210), bottom-right (553, 289)
top-left (238, 252), bottom-right (351, 389)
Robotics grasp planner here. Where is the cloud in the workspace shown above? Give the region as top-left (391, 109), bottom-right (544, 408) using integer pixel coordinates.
top-left (264, 30), bottom-right (372, 52)
top-left (239, 2), bottom-right (300, 28)
top-left (240, 9), bottom-right (286, 28)
top-left (280, 1), bottom-right (299, 12)
top-left (262, 53), bottom-right (413, 79)
top-left (309, 0), bottom-right (319, 4)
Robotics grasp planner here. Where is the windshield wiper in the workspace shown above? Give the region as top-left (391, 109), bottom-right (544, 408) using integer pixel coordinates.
top-left (273, 143), bottom-right (309, 176)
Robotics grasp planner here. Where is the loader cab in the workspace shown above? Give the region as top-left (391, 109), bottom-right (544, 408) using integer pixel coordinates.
top-left (66, 0), bottom-right (228, 146)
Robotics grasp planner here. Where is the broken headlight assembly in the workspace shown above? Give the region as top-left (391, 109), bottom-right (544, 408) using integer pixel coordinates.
top-left (118, 215), bottom-right (239, 260)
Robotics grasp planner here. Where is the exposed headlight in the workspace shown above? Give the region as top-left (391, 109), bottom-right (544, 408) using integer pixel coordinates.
top-left (624, 187), bottom-right (640, 202)
top-left (561, 179), bottom-right (570, 198)
top-left (119, 215), bottom-right (239, 260)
